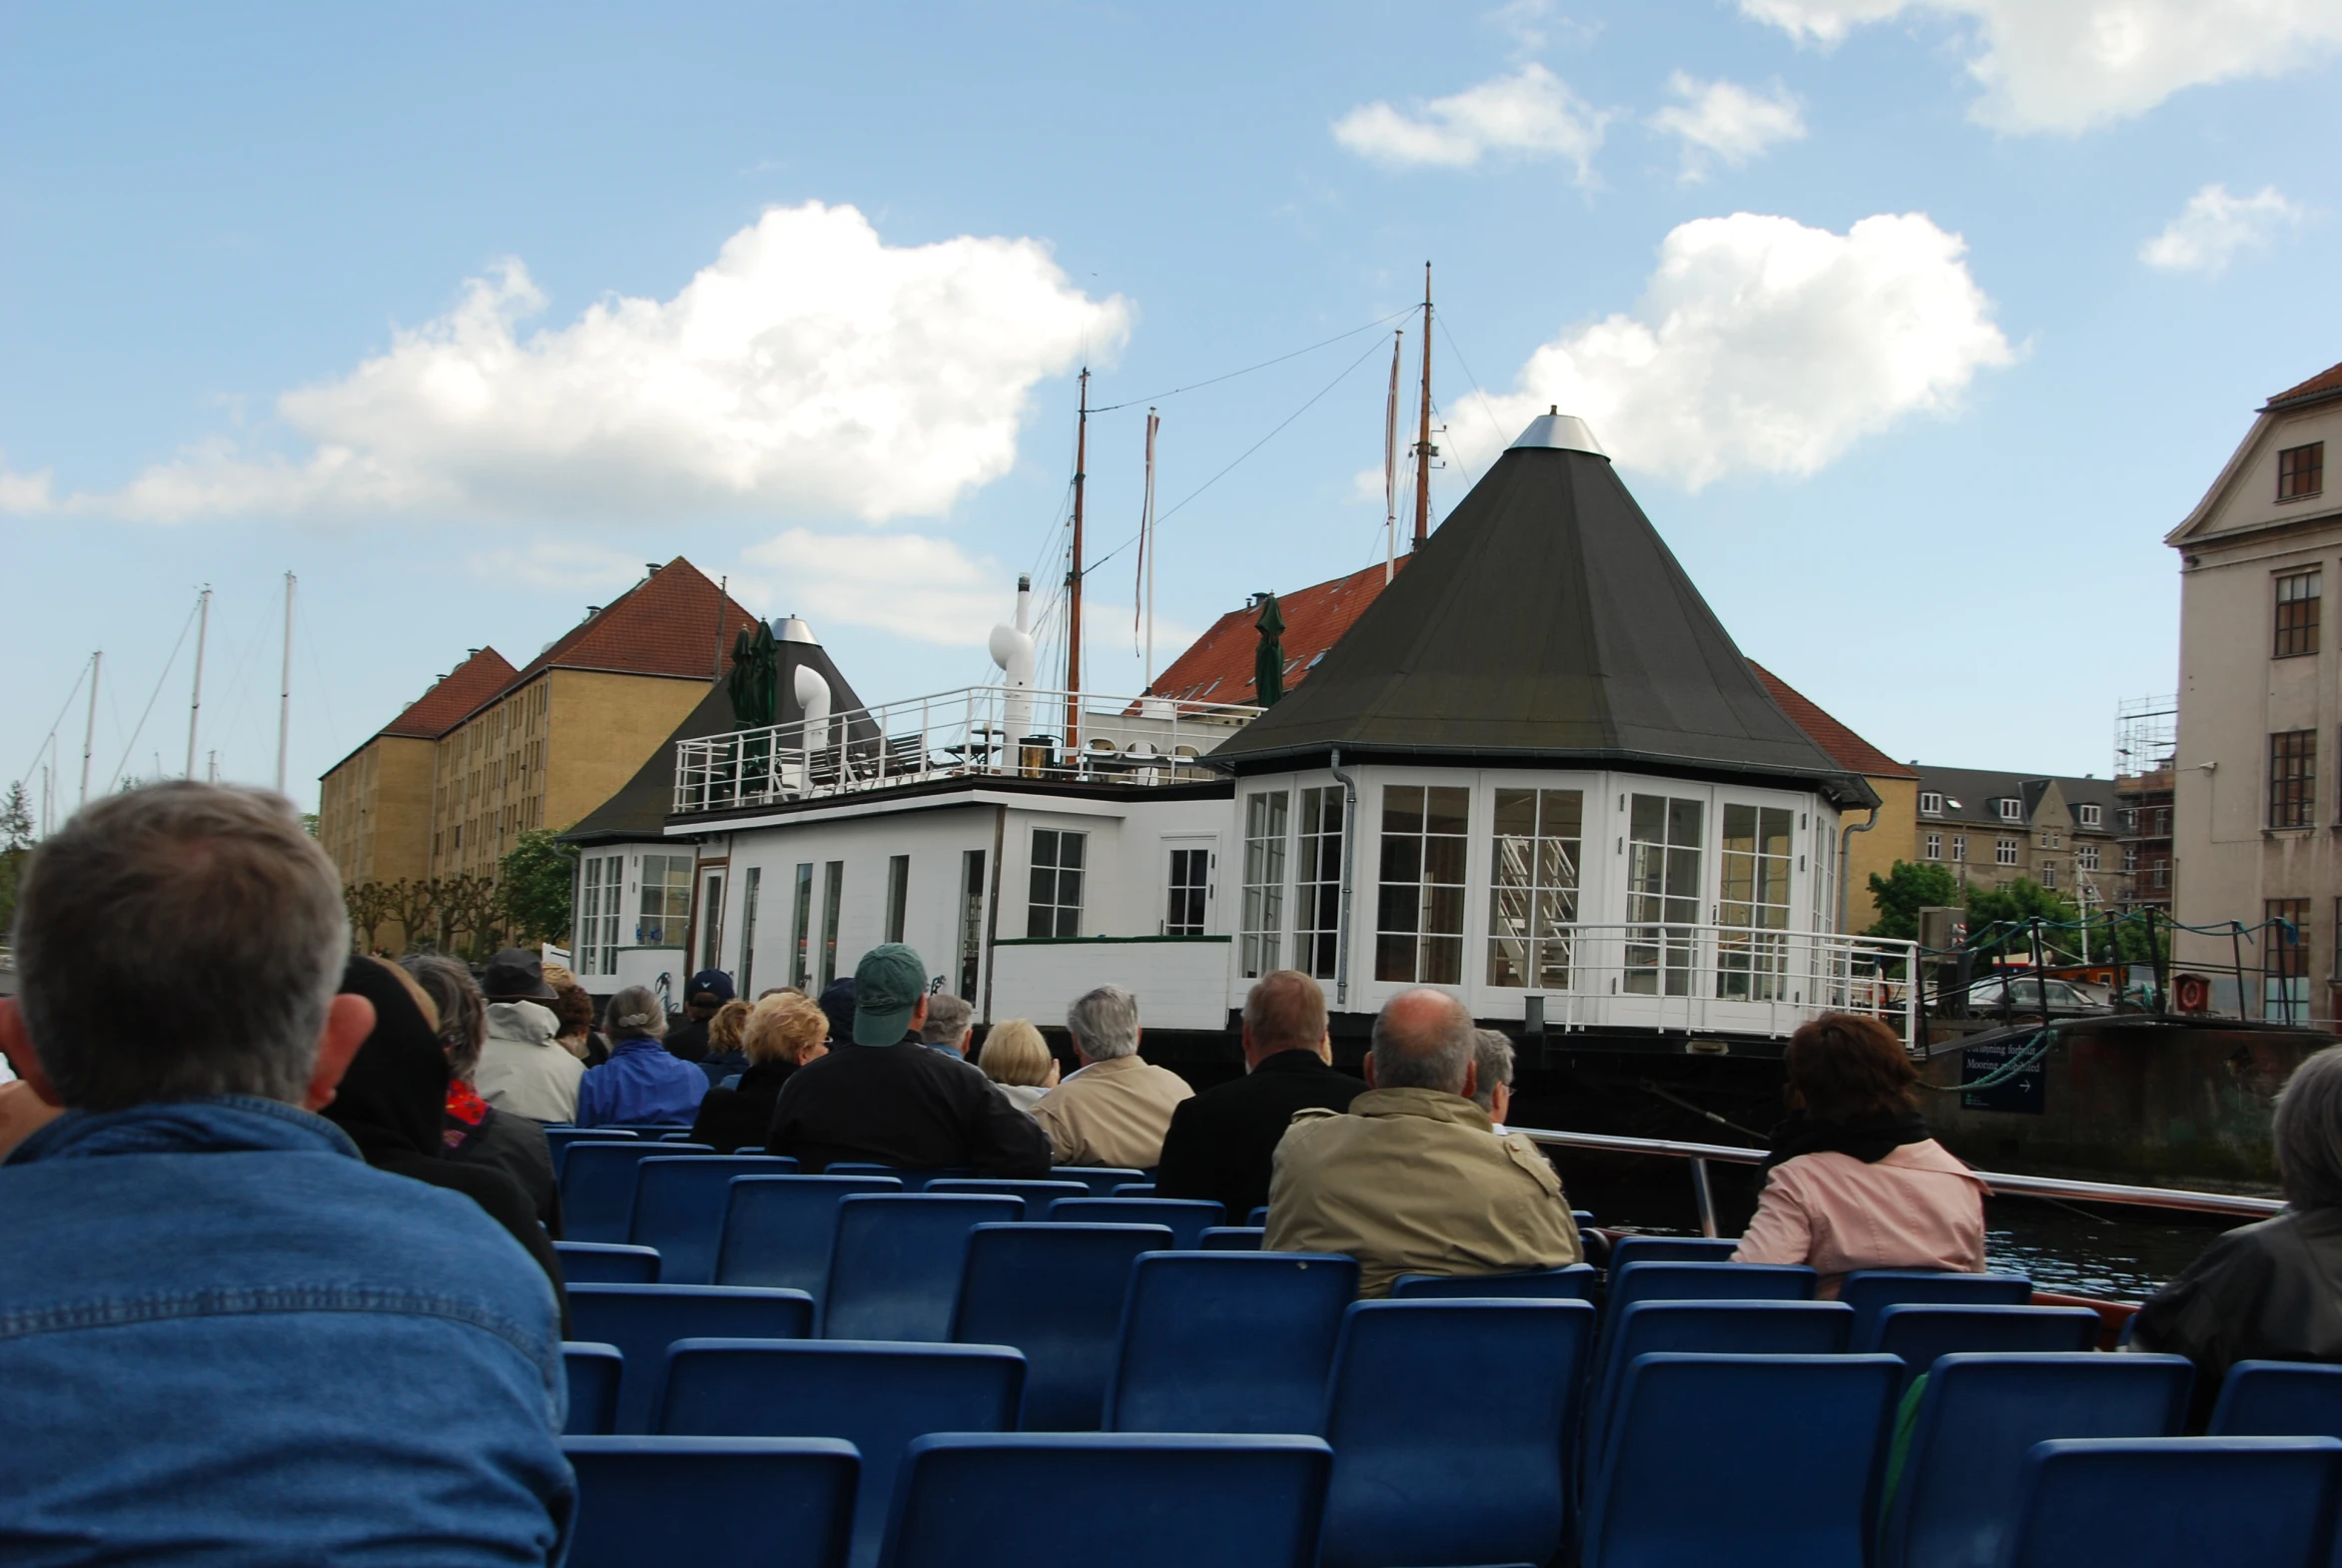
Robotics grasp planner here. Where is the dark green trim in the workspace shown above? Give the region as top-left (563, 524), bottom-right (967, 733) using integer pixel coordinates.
top-left (993, 934), bottom-right (1232, 946)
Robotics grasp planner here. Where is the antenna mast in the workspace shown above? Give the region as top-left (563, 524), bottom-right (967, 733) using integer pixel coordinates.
top-left (79, 650), bottom-right (101, 807)
top-left (276, 572), bottom-right (295, 794)
top-left (1413, 262), bottom-right (1435, 549)
top-left (185, 585), bottom-right (211, 778)
top-left (1065, 368), bottom-right (1089, 748)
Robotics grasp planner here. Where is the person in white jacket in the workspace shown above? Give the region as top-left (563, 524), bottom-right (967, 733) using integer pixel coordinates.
top-left (471, 949), bottom-right (583, 1124)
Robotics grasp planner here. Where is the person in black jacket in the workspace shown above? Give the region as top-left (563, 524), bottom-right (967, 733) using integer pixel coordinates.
top-left (1157, 970), bottom-right (1362, 1220)
top-left (767, 945), bottom-right (1051, 1176)
top-left (402, 952), bottom-right (561, 1234)
top-left (693, 992), bottom-right (828, 1153)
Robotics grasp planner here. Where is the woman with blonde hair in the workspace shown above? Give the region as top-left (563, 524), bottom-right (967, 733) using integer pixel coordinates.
top-left (693, 992), bottom-right (830, 1153)
top-left (977, 1018), bottom-right (1061, 1114)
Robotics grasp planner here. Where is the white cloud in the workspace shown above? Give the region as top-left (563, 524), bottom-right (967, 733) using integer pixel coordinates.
top-left (17, 203), bottom-right (1129, 524)
top-left (2140, 183), bottom-right (2304, 273)
top-left (733, 528), bottom-right (1013, 647)
top-left (1456, 211), bottom-right (2014, 489)
top-left (1332, 65), bottom-right (1609, 180)
top-left (1649, 73), bottom-right (1807, 178)
top-left (0, 456), bottom-right (53, 512)
top-left (465, 536), bottom-right (657, 593)
top-left (1740, 0), bottom-right (2342, 133)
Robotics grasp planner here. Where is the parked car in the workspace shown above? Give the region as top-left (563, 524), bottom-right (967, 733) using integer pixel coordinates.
top-left (1957, 975), bottom-right (2111, 1018)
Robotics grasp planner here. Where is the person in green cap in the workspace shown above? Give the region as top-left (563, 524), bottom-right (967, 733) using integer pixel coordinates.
top-left (764, 943), bottom-right (1053, 1176)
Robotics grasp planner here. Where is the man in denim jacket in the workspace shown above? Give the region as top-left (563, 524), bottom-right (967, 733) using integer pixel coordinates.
top-left (0, 782), bottom-right (573, 1566)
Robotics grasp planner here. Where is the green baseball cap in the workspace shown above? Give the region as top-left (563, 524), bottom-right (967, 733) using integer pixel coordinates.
top-left (853, 943), bottom-right (929, 1045)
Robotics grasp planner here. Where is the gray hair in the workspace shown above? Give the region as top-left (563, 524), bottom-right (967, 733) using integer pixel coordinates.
top-left (1471, 1029), bottom-right (1516, 1114)
top-left (14, 782), bottom-right (347, 1111)
top-left (1067, 985), bottom-right (1141, 1060)
top-left (403, 953), bottom-right (487, 1082)
top-left (607, 986), bottom-right (667, 1039)
top-left (1243, 970), bottom-right (1327, 1057)
top-left (921, 993), bottom-right (974, 1046)
top-left (1370, 989), bottom-right (1475, 1095)
top-left (2275, 1046), bottom-right (2342, 1209)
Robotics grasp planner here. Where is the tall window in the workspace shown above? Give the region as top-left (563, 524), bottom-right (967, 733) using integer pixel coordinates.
top-left (2077, 844), bottom-right (2100, 871)
top-left (1374, 785), bottom-right (1469, 984)
top-left (638, 853), bottom-right (693, 947)
top-left (736, 867), bottom-right (761, 996)
top-left (2279, 441), bottom-right (2325, 501)
top-left (578, 855), bottom-right (620, 976)
top-left (1952, 836), bottom-right (1966, 863)
top-left (1718, 804), bottom-right (1794, 1001)
top-left (957, 850), bottom-right (986, 1000)
top-left (2039, 863), bottom-right (2057, 890)
top-left (1924, 833), bottom-right (1942, 861)
top-left (1486, 787), bottom-right (1581, 989)
top-left (1994, 838), bottom-right (2018, 866)
top-left (2268, 898), bottom-right (2310, 1025)
top-left (2271, 730), bottom-right (2317, 828)
top-left (2276, 569), bottom-right (2322, 657)
top-left (1626, 794), bottom-right (1704, 997)
top-left (697, 870), bottom-right (725, 972)
top-left (1166, 847), bottom-right (1210, 935)
top-left (885, 855), bottom-right (910, 944)
top-left (789, 862), bottom-right (813, 989)
top-left (1239, 790), bottom-right (1289, 978)
top-left (818, 861), bottom-right (844, 988)
top-left (1294, 786), bottom-right (1344, 981)
top-left (1028, 829), bottom-right (1085, 938)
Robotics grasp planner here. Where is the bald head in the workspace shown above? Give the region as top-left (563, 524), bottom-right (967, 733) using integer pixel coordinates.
top-left (1367, 989), bottom-right (1477, 1098)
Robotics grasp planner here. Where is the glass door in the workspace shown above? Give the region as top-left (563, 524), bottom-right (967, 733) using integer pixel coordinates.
top-left (1625, 794), bottom-right (1703, 996)
top-left (1717, 804), bottom-right (1795, 1000)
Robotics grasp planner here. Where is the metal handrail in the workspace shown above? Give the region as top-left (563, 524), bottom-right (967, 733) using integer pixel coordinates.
top-left (1510, 1123), bottom-right (2285, 1237)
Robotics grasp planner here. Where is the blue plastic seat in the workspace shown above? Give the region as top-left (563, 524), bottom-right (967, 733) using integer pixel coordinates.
top-left (562, 1141), bottom-right (714, 1243)
top-left (1112, 1182), bottom-right (1157, 1196)
top-left (925, 1177), bottom-right (1090, 1217)
top-left (563, 1435), bottom-right (857, 1568)
top-left (1200, 1225), bottom-right (1265, 1251)
top-left (1048, 1196), bottom-right (1225, 1247)
top-left (545, 1128), bottom-right (636, 1176)
top-left (657, 1338), bottom-right (1025, 1568)
top-left (1104, 1251), bottom-right (1359, 1434)
top-left (826, 1163), bottom-right (970, 1187)
top-left (1582, 1352), bottom-right (1901, 1568)
top-left (1606, 1235), bottom-right (1742, 1270)
top-left (952, 1222), bottom-right (1171, 1430)
top-left (1862, 1303), bottom-right (2102, 1393)
top-left (1248, 1204), bottom-right (1269, 1226)
top-left (1317, 1298), bottom-right (1595, 1568)
top-left (1584, 1299), bottom-right (1855, 1465)
top-left (627, 1156), bottom-right (796, 1284)
top-left (1390, 1264), bottom-right (1598, 1300)
top-left (1838, 1268), bottom-right (2031, 1345)
top-left (879, 1432), bottom-right (1332, 1568)
top-left (2212, 1361), bottom-right (2342, 1437)
top-left (825, 1193), bottom-right (1021, 1342)
top-left (1604, 1260), bottom-right (1818, 1312)
top-left (1879, 1351), bottom-right (2195, 1568)
top-left (714, 1175), bottom-right (904, 1297)
top-left (566, 1283), bottom-right (814, 1433)
top-left (554, 1241), bottom-right (662, 1284)
top-left (562, 1341), bottom-right (623, 1435)
top-left (1050, 1167), bottom-right (1149, 1196)
top-left (2001, 1436), bottom-right (2342, 1568)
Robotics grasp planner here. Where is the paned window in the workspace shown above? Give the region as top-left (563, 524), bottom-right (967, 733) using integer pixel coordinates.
top-left (736, 867), bottom-right (761, 996)
top-left (638, 853), bottom-right (693, 947)
top-left (2077, 803), bottom-right (2102, 828)
top-left (2276, 569), bottom-right (2322, 658)
top-left (2270, 898), bottom-right (2311, 1025)
top-left (1626, 794), bottom-right (1704, 997)
top-left (578, 855), bottom-right (620, 976)
top-left (2040, 863), bottom-right (2058, 890)
top-left (1166, 847), bottom-right (1210, 936)
top-left (1919, 791), bottom-right (1944, 816)
top-left (1994, 838), bottom-right (2019, 866)
top-left (1375, 784), bottom-right (1469, 984)
top-left (2279, 441), bottom-right (2325, 501)
top-left (1996, 798), bottom-right (2023, 822)
top-left (885, 855), bottom-right (910, 944)
top-left (1294, 787), bottom-right (1344, 981)
top-left (1924, 833), bottom-right (1942, 861)
top-left (1718, 803), bottom-right (1794, 1001)
top-left (956, 851), bottom-right (986, 1000)
top-left (697, 870), bottom-right (725, 972)
top-left (1952, 836), bottom-right (1966, 862)
top-left (789, 862), bottom-right (813, 989)
top-left (2078, 844), bottom-right (2100, 871)
top-left (2123, 845), bottom-right (2139, 873)
top-left (1487, 788), bottom-right (1582, 989)
top-left (1028, 829), bottom-right (1086, 938)
top-left (1240, 791), bottom-right (1289, 978)
top-left (2271, 730), bottom-right (2317, 829)
top-left (818, 861), bottom-right (844, 988)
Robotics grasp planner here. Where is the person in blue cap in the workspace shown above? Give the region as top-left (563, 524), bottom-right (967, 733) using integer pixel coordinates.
top-left (765, 944), bottom-right (1051, 1176)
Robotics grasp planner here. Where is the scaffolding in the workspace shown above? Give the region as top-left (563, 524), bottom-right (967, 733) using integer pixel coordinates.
top-left (2113, 694), bottom-right (2176, 780)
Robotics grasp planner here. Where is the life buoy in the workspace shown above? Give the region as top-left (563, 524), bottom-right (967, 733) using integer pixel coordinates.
top-left (2174, 973), bottom-right (2211, 1014)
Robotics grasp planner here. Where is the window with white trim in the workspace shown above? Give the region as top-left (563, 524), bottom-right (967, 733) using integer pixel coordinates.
top-left (1375, 785), bottom-right (1469, 985)
top-left (1239, 791), bottom-right (1288, 978)
top-left (1487, 787), bottom-right (1582, 989)
top-left (2077, 804), bottom-right (2101, 829)
top-left (2077, 844), bottom-right (2099, 871)
top-left (1994, 838), bottom-right (2019, 866)
top-left (1952, 836), bottom-right (1966, 863)
top-left (1294, 787), bottom-right (1343, 981)
top-left (1919, 792), bottom-right (1944, 817)
top-left (638, 853), bottom-right (693, 947)
top-left (578, 855), bottom-right (620, 975)
top-left (1028, 829), bottom-right (1086, 939)
top-left (1924, 833), bottom-right (1942, 861)
top-left (1996, 798), bottom-right (2023, 823)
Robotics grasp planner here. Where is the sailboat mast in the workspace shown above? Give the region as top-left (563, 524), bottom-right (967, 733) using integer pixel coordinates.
top-left (1384, 328), bottom-right (1403, 583)
top-left (185, 585), bottom-right (211, 778)
top-left (1142, 407), bottom-right (1159, 690)
top-left (79, 650), bottom-right (101, 807)
top-left (276, 572), bottom-right (295, 794)
top-left (1413, 262), bottom-right (1434, 548)
top-left (1065, 368), bottom-right (1088, 749)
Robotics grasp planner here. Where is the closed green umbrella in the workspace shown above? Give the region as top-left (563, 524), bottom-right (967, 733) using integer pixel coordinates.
top-left (1252, 592), bottom-right (1286, 708)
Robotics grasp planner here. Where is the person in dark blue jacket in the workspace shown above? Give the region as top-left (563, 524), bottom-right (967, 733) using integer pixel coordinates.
top-left (0, 781), bottom-right (571, 1565)
top-left (576, 984), bottom-right (710, 1126)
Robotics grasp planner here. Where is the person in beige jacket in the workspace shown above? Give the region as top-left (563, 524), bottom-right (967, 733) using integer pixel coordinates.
top-left (1031, 985), bottom-right (1193, 1169)
top-left (1266, 989), bottom-right (1580, 1297)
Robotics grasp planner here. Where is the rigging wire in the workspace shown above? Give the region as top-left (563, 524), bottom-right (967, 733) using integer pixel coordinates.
top-left (16, 659), bottom-right (91, 801)
top-left (106, 595), bottom-right (204, 789)
top-left (1087, 307), bottom-right (1415, 413)
top-left (1436, 312), bottom-right (1512, 450)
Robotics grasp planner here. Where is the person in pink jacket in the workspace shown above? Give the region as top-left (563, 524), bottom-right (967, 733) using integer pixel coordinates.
top-left (1733, 1013), bottom-right (1988, 1296)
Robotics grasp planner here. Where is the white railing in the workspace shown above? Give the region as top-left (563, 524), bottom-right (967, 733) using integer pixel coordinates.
top-left (673, 685), bottom-right (1263, 814)
top-left (1506, 922), bottom-right (1921, 1044)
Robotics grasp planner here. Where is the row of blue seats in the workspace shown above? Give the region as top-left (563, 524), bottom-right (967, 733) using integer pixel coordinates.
top-left (558, 1355), bottom-right (2342, 1568)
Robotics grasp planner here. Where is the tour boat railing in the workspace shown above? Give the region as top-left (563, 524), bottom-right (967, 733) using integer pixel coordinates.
top-left (672, 685), bottom-right (1262, 814)
top-left (1510, 1124), bottom-right (2286, 1238)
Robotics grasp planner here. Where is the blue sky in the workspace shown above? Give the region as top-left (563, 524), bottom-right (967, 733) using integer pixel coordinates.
top-left (5, 0), bottom-right (2339, 815)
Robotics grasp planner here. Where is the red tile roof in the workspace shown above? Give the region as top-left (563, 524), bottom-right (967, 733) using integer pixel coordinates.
top-left (501, 556), bottom-right (761, 691)
top-left (377, 647), bottom-right (520, 740)
top-left (1145, 557), bottom-right (1412, 705)
top-left (2265, 360), bottom-right (2342, 410)
top-left (1750, 663), bottom-right (1915, 780)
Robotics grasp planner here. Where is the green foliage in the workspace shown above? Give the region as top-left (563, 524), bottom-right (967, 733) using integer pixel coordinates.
top-left (1964, 878), bottom-right (2079, 931)
top-left (1865, 860), bottom-right (1961, 941)
top-left (497, 830), bottom-right (576, 948)
top-left (0, 782), bottom-right (31, 937)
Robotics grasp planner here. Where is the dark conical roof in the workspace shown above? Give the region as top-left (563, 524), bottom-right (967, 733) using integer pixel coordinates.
top-left (1212, 426), bottom-right (1877, 807)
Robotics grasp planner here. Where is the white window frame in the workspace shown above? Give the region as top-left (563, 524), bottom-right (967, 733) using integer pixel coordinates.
top-left (1924, 833), bottom-right (1942, 861)
top-left (2077, 804), bottom-right (2101, 828)
top-left (1996, 798), bottom-right (2023, 823)
top-left (1028, 828), bottom-right (1086, 939)
top-left (1919, 791), bottom-right (1944, 817)
top-left (1994, 837), bottom-right (2019, 867)
top-left (1239, 790), bottom-right (1289, 978)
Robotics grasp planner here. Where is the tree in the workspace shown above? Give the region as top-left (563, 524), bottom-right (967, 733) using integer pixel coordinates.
top-left (1865, 860), bottom-right (1961, 941)
top-left (436, 874), bottom-right (502, 960)
top-left (384, 878), bottom-right (441, 953)
top-left (498, 830), bottom-right (576, 948)
top-left (1966, 878), bottom-right (2083, 962)
top-left (344, 881), bottom-right (392, 953)
top-left (0, 781), bottom-right (32, 936)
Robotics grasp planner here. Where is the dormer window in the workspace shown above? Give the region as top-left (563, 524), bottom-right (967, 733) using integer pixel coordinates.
top-left (2279, 441), bottom-right (2325, 501)
top-left (1996, 798), bottom-right (2023, 823)
top-left (2077, 804), bottom-right (2101, 828)
top-left (1919, 791), bottom-right (1944, 817)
